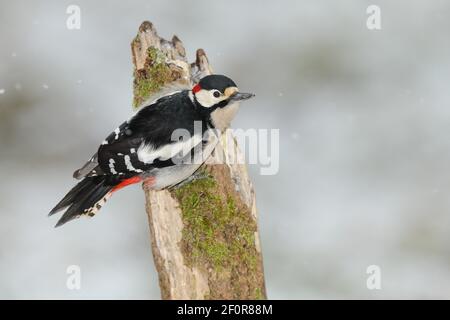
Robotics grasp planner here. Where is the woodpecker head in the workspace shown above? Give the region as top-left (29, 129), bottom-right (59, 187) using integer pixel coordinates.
top-left (191, 75), bottom-right (254, 130)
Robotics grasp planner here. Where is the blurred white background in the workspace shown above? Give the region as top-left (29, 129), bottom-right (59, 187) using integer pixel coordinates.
top-left (1, 0), bottom-right (450, 299)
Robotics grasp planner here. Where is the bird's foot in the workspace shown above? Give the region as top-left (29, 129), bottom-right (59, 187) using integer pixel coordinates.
top-left (142, 176), bottom-right (156, 191)
top-left (171, 171), bottom-right (210, 190)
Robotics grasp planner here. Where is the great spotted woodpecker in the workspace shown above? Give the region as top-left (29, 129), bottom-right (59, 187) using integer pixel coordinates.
top-left (49, 75), bottom-right (254, 227)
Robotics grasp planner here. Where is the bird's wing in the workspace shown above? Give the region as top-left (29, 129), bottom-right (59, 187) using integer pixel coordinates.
top-left (96, 119), bottom-right (205, 177)
top-left (75, 92), bottom-right (208, 179)
top-left (100, 97), bottom-right (208, 176)
top-left (72, 120), bottom-right (137, 179)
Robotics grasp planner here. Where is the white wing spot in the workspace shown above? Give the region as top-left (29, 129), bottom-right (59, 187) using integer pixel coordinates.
top-left (124, 155), bottom-right (143, 173)
top-left (101, 140), bottom-right (108, 145)
top-left (109, 159), bottom-right (117, 174)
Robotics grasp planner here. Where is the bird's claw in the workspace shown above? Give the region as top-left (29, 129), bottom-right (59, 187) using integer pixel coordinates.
top-left (170, 171), bottom-right (210, 190)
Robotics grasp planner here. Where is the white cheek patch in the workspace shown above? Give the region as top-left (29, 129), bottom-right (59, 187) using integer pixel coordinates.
top-left (195, 89), bottom-right (228, 108)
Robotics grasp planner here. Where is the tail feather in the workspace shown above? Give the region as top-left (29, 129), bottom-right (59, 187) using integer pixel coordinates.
top-left (50, 177), bottom-right (114, 227)
top-left (49, 178), bottom-right (97, 216)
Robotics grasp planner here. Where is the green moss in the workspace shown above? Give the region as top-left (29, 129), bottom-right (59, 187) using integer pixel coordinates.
top-left (133, 47), bottom-right (172, 108)
top-left (171, 172), bottom-right (258, 274)
top-left (254, 287), bottom-right (264, 300)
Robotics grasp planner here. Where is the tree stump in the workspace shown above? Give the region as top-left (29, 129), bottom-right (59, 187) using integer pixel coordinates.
top-left (131, 21), bottom-right (266, 300)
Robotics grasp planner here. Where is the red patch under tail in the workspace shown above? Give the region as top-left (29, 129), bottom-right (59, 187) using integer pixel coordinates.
top-left (112, 176), bottom-right (142, 192)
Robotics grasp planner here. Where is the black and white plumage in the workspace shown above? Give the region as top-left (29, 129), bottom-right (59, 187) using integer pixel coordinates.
top-left (49, 75), bottom-right (255, 227)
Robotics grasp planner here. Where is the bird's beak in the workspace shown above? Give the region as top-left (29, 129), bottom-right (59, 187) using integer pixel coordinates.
top-left (230, 92), bottom-right (255, 101)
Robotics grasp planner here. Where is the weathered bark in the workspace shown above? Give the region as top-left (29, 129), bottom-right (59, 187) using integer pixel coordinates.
top-left (131, 21), bottom-right (266, 300)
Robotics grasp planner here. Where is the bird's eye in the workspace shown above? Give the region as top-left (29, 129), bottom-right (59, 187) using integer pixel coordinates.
top-left (213, 90), bottom-right (221, 98)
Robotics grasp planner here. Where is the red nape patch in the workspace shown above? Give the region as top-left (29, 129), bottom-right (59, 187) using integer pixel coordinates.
top-left (192, 84), bottom-right (201, 94)
top-left (112, 176), bottom-right (142, 192)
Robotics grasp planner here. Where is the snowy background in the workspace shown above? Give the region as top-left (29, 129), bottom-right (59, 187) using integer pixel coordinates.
top-left (1, 0), bottom-right (450, 299)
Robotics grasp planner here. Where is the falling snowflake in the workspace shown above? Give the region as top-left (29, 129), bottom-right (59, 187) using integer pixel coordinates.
top-left (15, 83), bottom-right (22, 90)
top-left (0, 89), bottom-right (5, 95)
top-left (42, 84), bottom-right (49, 90)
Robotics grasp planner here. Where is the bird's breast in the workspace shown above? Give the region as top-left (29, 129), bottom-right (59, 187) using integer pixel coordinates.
top-left (210, 102), bottom-right (240, 131)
